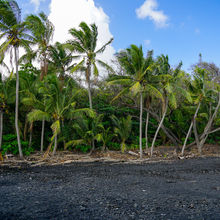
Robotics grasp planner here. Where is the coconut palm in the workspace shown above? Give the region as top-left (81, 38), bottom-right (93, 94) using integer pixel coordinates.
top-left (67, 21), bottom-right (113, 109)
top-left (108, 45), bottom-right (162, 159)
top-left (111, 115), bottom-right (132, 153)
top-left (48, 42), bottom-right (76, 88)
top-left (181, 67), bottom-right (220, 155)
top-left (27, 74), bottom-right (93, 155)
top-left (65, 113), bottom-right (103, 152)
top-left (150, 55), bottom-right (192, 156)
top-left (96, 127), bottom-right (116, 152)
top-left (19, 64), bottom-right (41, 148)
top-left (24, 12), bottom-right (54, 79)
top-left (24, 12), bottom-right (54, 151)
top-left (0, 0), bottom-right (33, 158)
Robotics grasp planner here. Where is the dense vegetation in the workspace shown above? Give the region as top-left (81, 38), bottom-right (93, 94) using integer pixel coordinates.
top-left (0, 0), bottom-right (219, 159)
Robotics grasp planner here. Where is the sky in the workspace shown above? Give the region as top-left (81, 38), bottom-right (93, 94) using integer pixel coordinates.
top-left (15, 0), bottom-right (220, 72)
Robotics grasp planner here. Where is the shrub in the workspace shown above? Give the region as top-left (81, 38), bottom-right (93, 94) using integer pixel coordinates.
top-left (1, 134), bottom-right (34, 156)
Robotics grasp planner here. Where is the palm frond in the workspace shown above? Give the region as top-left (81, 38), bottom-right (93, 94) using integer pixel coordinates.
top-left (27, 109), bottom-right (50, 122)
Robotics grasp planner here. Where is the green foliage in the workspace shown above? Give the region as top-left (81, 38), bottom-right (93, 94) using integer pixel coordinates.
top-left (75, 145), bottom-right (91, 153)
top-left (107, 142), bottom-right (121, 151)
top-left (0, 4), bottom-right (220, 157)
top-left (1, 134), bottom-right (34, 156)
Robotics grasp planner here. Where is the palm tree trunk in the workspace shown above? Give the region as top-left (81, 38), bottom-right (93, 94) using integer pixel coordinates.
top-left (23, 118), bottom-right (28, 141)
top-left (181, 102), bottom-right (201, 156)
top-left (87, 63), bottom-right (95, 153)
top-left (14, 47), bottom-right (23, 158)
top-left (28, 123), bottom-right (33, 148)
top-left (88, 76), bottom-right (93, 109)
top-left (52, 135), bottom-right (58, 155)
top-left (144, 107), bottom-right (181, 147)
top-left (40, 120), bottom-right (45, 152)
top-left (121, 139), bottom-right (126, 153)
top-left (89, 139), bottom-right (95, 154)
top-left (87, 63), bottom-right (93, 109)
top-left (150, 98), bottom-right (168, 157)
top-left (102, 143), bottom-right (107, 152)
top-left (62, 120), bottom-right (65, 148)
top-left (193, 120), bottom-right (200, 148)
top-left (139, 92), bottom-right (143, 159)
top-left (145, 111), bottom-right (149, 150)
top-left (0, 111), bottom-right (3, 150)
top-left (198, 92), bottom-right (220, 152)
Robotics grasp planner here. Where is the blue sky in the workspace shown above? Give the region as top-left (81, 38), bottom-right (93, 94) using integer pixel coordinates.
top-left (17, 0), bottom-right (220, 72)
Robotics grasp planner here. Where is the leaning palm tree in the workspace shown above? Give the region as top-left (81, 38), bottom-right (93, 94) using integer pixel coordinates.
top-left (181, 67), bottom-right (220, 156)
top-left (108, 45), bottom-right (162, 159)
top-left (67, 21), bottom-right (113, 109)
top-left (150, 55), bottom-right (192, 156)
top-left (0, 0), bottom-right (32, 158)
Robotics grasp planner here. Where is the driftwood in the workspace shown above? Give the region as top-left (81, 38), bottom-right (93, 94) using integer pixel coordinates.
top-left (127, 151), bottom-right (139, 156)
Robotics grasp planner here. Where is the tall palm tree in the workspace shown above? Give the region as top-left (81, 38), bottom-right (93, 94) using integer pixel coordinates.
top-left (48, 42), bottom-right (76, 87)
top-left (24, 12), bottom-right (54, 151)
top-left (24, 12), bottom-right (54, 80)
top-left (19, 64), bottom-right (40, 148)
top-left (67, 21), bottom-right (113, 109)
top-left (0, 0), bottom-right (32, 158)
top-left (27, 74), bottom-right (93, 155)
top-left (108, 45), bottom-right (162, 159)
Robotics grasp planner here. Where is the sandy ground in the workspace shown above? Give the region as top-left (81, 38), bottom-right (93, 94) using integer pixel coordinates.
top-left (0, 154), bottom-right (220, 219)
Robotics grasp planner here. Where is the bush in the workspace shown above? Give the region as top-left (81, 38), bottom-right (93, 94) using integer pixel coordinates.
top-left (75, 145), bottom-right (91, 153)
top-left (1, 134), bottom-right (34, 156)
top-left (108, 142), bottom-right (121, 151)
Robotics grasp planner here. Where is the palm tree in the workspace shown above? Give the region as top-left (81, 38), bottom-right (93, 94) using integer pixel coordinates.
top-left (96, 127), bottom-right (115, 152)
top-left (24, 12), bottom-right (54, 80)
top-left (27, 74), bottom-right (93, 155)
top-left (150, 55), bottom-right (192, 156)
top-left (0, 0), bottom-right (32, 158)
top-left (65, 113), bottom-right (103, 152)
top-left (111, 115), bottom-right (132, 153)
top-left (67, 21), bottom-right (113, 109)
top-left (48, 42), bottom-right (76, 88)
top-left (181, 67), bottom-right (220, 155)
top-left (108, 45), bottom-right (162, 159)
top-left (19, 64), bottom-right (40, 148)
top-left (24, 12), bottom-right (54, 151)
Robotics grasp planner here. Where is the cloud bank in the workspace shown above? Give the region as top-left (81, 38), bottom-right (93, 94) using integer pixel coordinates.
top-left (136, 0), bottom-right (168, 28)
top-left (48, 0), bottom-right (115, 67)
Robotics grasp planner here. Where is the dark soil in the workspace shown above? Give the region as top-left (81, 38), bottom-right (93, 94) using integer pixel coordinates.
top-left (0, 157), bottom-right (220, 220)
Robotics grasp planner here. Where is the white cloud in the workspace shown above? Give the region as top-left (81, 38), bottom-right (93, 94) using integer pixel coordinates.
top-left (136, 0), bottom-right (168, 28)
top-left (48, 0), bottom-right (115, 72)
top-left (30, 0), bottom-right (45, 12)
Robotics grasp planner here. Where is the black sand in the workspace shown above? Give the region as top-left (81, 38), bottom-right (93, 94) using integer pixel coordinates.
top-left (0, 157), bottom-right (220, 219)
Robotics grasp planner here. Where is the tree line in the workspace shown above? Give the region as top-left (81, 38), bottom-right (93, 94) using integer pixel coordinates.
top-left (0, 0), bottom-right (219, 159)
